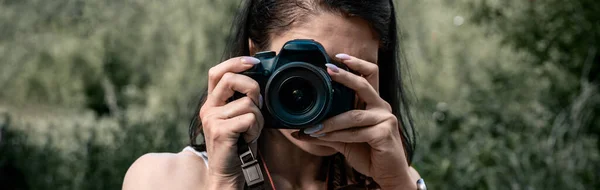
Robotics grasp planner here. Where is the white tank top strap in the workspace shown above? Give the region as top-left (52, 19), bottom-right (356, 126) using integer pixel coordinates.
top-left (182, 146), bottom-right (209, 167)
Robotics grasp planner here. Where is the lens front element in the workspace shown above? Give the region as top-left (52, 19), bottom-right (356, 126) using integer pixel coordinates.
top-left (278, 77), bottom-right (316, 114)
top-left (265, 62), bottom-right (333, 128)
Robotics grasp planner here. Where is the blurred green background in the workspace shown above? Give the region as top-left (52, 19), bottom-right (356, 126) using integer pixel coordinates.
top-left (0, 0), bottom-right (598, 189)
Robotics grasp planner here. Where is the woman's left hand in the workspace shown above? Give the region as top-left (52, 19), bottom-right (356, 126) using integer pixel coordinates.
top-left (292, 54), bottom-right (416, 190)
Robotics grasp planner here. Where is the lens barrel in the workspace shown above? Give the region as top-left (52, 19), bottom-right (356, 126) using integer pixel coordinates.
top-left (265, 62), bottom-right (333, 127)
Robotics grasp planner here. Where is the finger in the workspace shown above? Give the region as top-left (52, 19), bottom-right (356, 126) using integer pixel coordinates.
top-left (325, 64), bottom-right (385, 108)
top-left (205, 73), bottom-right (261, 107)
top-left (215, 96), bottom-right (264, 129)
top-left (315, 123), bottom-right (400, 147)
top-left (291, 131), bottom-right (345, 150)
top-left (223, 112), bottom-right (263, 143)
top-left (207, 56), bottom-right (261, 93)
top-left (308, 110), bottom-right (388, 135)
top-left (335, 53), bottom-right (379, 92)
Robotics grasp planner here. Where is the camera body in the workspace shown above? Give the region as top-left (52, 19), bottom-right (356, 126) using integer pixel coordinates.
top-left (242, 39), bottom-right (355, 129)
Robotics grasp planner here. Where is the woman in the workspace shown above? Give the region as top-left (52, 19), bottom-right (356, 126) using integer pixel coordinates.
top-left (123, 0), bottom-right (423, 189)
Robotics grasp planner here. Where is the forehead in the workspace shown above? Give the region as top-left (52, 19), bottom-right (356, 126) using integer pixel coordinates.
top-left (268, 13), bottom-right (379, 64)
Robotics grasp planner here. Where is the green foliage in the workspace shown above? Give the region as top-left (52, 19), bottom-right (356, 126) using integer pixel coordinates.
top-left (466, 0), bottom-right (600, 82)
top-left (400, 0), bottom-right (600, 189)
top-left (0, 110), bottom-right (184, 189)
top-left (0, 0), bottom-right (238, 115)
top-left (0, 0), bottom-right (598, 189)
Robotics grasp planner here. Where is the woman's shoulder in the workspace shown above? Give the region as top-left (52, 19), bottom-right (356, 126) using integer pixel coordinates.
top-left (122, 150), bottom-right (208, 190)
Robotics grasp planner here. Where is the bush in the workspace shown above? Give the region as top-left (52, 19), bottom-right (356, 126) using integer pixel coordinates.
top-left (0, 110), bottom-right (185, 190)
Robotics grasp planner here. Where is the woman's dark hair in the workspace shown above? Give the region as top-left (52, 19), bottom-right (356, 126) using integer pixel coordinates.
top-left (189, 0), bottom-right (416, 188)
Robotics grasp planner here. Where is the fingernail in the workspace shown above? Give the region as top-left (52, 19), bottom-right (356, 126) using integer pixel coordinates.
top-left (335, 53), bottom-right (351, 60)
top-left (241, 56), bottom-right (261, 65)
top-left (310, 133), bottom-right (326, 138)
top-left (325, 63), bottom-right (339, 73)
top-left (304, 123), bottom-right (323, 134)
top-left (258, 94), bottom-right (263, 109)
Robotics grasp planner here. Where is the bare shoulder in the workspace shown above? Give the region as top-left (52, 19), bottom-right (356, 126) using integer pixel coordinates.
top-left (122, 150), bottom-right (208, 190)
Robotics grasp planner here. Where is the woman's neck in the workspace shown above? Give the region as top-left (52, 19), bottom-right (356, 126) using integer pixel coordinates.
top-left (258, 129), bottom-right (327, 189)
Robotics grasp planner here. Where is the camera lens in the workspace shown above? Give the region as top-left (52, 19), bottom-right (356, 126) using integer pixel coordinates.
top-left (278, 77), bottom-right (316, 114)
top-left (265, 62), bottom-right (333, 128)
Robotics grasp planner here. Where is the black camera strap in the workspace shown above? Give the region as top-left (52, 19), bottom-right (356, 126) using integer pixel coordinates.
top-left (237, 138), bottom-right (265, 189)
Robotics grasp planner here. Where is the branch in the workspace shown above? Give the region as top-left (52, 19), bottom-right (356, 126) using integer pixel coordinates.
top-left (101, 76), bottom-right (121, 117)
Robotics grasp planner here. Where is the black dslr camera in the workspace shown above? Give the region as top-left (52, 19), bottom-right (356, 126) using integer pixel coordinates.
top-left (242, 39), bottom-right (355, 129)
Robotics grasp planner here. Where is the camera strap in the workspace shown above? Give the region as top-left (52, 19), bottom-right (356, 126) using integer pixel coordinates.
top-left (237, 138), bottom-right (265, 189)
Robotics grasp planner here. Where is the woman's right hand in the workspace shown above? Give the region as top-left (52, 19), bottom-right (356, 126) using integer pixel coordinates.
top-left (199, 56), bottom-right (264, 189)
